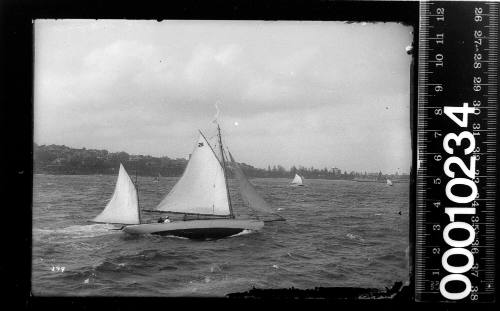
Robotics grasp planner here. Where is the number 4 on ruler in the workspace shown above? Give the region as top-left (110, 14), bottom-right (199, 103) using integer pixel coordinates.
top-left (444, 103), bottom-right (475, 128)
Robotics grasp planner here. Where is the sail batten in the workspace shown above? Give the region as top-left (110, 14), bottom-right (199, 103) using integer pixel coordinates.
top-left (154, 133), bottom-right (231, 216)
top-left (93, 163), bottom-right (140, 225)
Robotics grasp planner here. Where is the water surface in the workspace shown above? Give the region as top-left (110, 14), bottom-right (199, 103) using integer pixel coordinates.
top-left (32, 175), bottom-right (409, 296)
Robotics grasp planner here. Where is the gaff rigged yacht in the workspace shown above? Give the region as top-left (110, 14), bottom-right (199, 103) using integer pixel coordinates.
top-left (93, 124), bottom-right (283, 239)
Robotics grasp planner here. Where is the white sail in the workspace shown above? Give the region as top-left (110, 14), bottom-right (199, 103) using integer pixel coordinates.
top-left (228, 151), bottom-right (276, 217)
top-left (291, 173), bottom-right (303, 185)
top-left (93, 163), bottom-right (140, 224)
top-left (386, 179), bottom-right (393, 186)
top-left (154, 134), bottom-right (231, 216)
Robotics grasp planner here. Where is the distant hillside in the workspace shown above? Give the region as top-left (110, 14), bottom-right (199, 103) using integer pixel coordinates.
top-left (33, 143), bottom-right (410, 180)
top-left (32, 143), bottom-right (274, 178)
top-left (33, 143), bottom-right (187, 177)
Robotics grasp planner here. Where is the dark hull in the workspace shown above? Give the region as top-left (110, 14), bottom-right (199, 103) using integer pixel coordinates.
top-left (122, 219), bottom-right (264, 240)
top-left (152, 227), bottom-right (244, 240)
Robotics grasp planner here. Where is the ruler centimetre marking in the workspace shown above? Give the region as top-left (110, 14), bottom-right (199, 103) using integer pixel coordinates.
top-left (415, 1), bottom-right (498, 302)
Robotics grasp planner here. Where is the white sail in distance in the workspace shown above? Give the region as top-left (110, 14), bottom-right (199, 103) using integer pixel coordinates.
top-left (154, 133), bottom-right (231, 216)
top-left (93, 163), bottom-right (140, 224)
top-left (387, 179), bottom-right (393, 186)
top-left (291, 174), bottom-right (303, 185)
top-left (228, 151), bottom-right (281, 219)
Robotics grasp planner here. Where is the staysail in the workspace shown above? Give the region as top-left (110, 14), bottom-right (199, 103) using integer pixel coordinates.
top-left (228, 151), bottom-right (283, 220)
top-left (291, 174), bottom-right (303, 185)
top-left (93, 163), bottom-right (140, 224)
top-left (154, 133), bottom-right (231, 216)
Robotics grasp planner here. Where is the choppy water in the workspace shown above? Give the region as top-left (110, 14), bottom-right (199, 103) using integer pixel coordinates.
top-left (32, 174), bottom-right (409, 296)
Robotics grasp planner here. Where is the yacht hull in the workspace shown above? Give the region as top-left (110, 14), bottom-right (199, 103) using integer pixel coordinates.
top-left (123, 219), bottom-right (264, 240)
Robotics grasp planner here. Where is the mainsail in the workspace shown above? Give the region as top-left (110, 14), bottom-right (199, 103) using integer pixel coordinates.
top-left (387, 179), bottom-right (393, 186)
top-left (291, 174), bottom-right (303, 185)
top-left (154, 133), bottom-right (231, 216)
top-left (93, 163), bottom-right (140, 224)
top-left (228, 151), bottom-right (283, 220)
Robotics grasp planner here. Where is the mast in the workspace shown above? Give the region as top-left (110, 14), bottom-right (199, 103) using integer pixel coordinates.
top-left (217, 123), bottom-right (235, 218)
top-left (135, 165), bottom-right (142, 224)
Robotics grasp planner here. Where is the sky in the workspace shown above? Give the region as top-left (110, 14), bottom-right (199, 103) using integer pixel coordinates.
top-left (34, 20), bottom-right (413, 174)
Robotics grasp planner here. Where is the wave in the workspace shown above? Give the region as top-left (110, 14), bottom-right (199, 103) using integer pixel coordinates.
top-left (93, 260), bottom-right (131, 273)
top-left (375, 253), bottom-right (399, 261)
top-left (33, 224), bottom-right (121, 239)
top-left (228, 229), bottom-right (254, 238)
top-left (346, 233), bottom-right (365, 243)
top-left (282, 251), bottom-right (312, 260)
top-left (111, 249), bottom-right (191, 264)
top-left (170, 276), bottom-right (262, 297)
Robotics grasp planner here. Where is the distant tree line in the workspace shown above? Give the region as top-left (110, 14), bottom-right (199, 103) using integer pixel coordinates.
top-left (33, 143), bottom-right (409, 180)
top-left (33, 143), bottom-right (187, 177)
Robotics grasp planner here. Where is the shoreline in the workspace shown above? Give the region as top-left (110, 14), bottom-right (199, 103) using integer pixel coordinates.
top-left (33, 173), bottom-right (410, 182)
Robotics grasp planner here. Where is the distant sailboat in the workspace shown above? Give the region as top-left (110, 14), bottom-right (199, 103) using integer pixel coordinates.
top-left (291, 173), bottom-right (304, 186)
top-left (92, 163), bottom-right (141, 225)
top-left (123, 124), bottom-right (281, 239)
top-left (154, 173), bottom-right (161, 183)
top-left (386, 179), bottom-right (393, 186)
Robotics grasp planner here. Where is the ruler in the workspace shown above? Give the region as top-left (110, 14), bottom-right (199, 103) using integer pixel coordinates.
top-left (415, 1), bottom-right (498, 302)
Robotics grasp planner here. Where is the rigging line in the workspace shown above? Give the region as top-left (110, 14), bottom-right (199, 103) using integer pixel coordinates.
top-left (212, 158), bottom-right (221, 216)
top-left (217, 123), bottom-right (235, 218)
top-left (134, 164), bottom-right (142, 224)
top-left (142, 210), bottom-right (231, 217)
top-left (199, 128), bottom-right (233, 217)
top-left (199, 130), bottom-right (224, 167)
